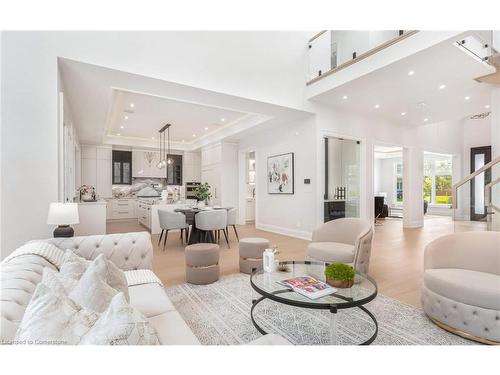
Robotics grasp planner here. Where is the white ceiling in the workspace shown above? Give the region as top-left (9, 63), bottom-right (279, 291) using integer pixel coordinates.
top-left (58, 58), bottom-right (311, 150)
top-left (107, 89), bottom-right (249, 143)
top-left (313, 35), bottom-right (496, 126)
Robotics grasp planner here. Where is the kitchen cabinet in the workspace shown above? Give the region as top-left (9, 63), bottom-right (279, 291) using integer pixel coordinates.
top-left (81, 145), bottom-right (112, 198)
top-left (201, 142), bottom-right (238, 208)
top-left (183, 151), bottom-right (201, 183)
top-left (106, 198), bottom-right (137, 220)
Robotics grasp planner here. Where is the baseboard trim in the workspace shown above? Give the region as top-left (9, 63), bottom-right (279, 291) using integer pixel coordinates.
top-left (255, 223), bottom-right (312, 241)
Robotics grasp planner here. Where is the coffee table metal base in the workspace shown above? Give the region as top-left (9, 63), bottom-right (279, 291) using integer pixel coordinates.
top-left (250, 294), bottom-right (378, 345)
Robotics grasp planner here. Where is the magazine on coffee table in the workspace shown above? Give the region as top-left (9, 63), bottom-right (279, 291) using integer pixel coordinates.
top-left (277, 276), bottom-right (337, 300)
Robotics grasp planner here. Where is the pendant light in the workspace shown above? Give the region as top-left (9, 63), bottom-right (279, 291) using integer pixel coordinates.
top-left (157, 123), bottom-right (173, 169)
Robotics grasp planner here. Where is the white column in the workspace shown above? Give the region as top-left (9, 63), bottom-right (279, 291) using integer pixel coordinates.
top-left (403, 147), bottom-right (424, 228)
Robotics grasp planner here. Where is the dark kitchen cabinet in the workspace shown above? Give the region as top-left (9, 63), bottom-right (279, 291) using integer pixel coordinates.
top-left (112, 150), bottom-right (132, 185)
top-left (166, 154), bottom-right (182, 185)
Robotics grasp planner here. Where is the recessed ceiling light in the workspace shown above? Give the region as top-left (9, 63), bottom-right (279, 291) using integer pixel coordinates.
top-left (192, 134), bottom-right (196, 137)
top-left (117, 133), bottom-right (121, 136)
top-left (295, 131), bottom-right (300, 136)
top-left (439, 84), bottom-right (446, 90)
top-left (151, 137), bottom-right (155, 140)
top-left (342, 95), bottom-right (348, 100)
top-left (124, 115), bottom-right (129, 120)
top-left (120, 126), bottom-right (124, 129)
top-left (220, 118), bottom-right (225, 122)
top-left (374, 104), bottom-right (380, 109)
top-left (401, 112), bottom-right (406, 116)
top-left (423, 118), bottom-right (429, 122)
top-left (204, 127), bottom-right (209, 131)
top-left (408, 70), bottom-right (415, 76)
top-left (465, 96), bottom-right (471, 101)
top-left (485, 104), bottom-right (491, 109)
top-left (182, 139), bottom-right (185, 143)
top-left (129, 103), bottom-right (135, 108)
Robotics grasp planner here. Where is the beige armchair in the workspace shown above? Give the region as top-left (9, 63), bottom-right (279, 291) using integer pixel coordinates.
top-left (306, 218), bottom-right (373, 274)
top-left (421, 231), bottom-right (500, 344)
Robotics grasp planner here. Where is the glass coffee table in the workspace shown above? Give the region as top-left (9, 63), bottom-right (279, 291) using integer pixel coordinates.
top-left (250, 261), bottom-right (378, 345)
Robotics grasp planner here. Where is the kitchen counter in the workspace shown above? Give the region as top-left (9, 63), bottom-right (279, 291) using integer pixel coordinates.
top-left (78, 200), bottom-right (107, 205)
top-left (74, 201), bottom-right (107, 236)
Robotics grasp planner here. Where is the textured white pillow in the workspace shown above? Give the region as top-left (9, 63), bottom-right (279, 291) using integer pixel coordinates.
top-left (68, 256), bottom-right (120, 313)
top-left (60, 250), bottom-right (129, 301)
top-left (80, 293), bottom-right (159, 345)
top-left (14, 283), bottom-right (98, 345)
top-left (41, 267), bottom-right (77, 294)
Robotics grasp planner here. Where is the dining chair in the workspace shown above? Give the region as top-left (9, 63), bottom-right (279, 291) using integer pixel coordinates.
top-left (157, 209), bottom-right (189, 251)
top-left (226, 208), bottom-right (239, 241)
top-left (195, 210), bottom-right (229, 248)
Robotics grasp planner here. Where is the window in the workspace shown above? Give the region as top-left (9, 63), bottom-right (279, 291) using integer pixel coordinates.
top-left (395, 162), bottom-right (403, 203)
top-left (423, 153), bottom-right (453, 205)
top-left (112, 150), bottom-right (132, 185)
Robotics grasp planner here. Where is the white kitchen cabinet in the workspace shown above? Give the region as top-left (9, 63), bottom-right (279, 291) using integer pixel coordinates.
top-left (201, 164), bottom-right (221, 206)
top-left (80, 144), bottom-right (112, 198)
top-left (183, 151), bottom-right (201, 183)
top-left (106, 198), bottom-right (138, 220)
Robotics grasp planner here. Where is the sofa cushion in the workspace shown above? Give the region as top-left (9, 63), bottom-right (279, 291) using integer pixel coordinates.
top-left (147, 311), bottom-right (200, 345)
top-left (307, 242), bottom-right (355, 263)
top-left (128, 283), bottom-right (175, 318)
top-left (60, 250), bottom-right (129, 302)
top-left (424, 268), bottom-right (500, 310)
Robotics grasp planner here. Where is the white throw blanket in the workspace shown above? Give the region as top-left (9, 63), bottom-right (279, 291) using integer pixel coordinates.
top-left (1, 242), bottom-right (65, 268)
top-left (124, 269), bottom-right (163, 287)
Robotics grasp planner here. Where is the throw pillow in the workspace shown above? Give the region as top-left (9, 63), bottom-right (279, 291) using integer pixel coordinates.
top-left (14, 283), bottom-right (99, 345)
top-left (60, 250), bottom-right (129, 301)
top-left (80, 293), bottom-right (159, 345)
top-left (68, 256), bottom-right (120, 313)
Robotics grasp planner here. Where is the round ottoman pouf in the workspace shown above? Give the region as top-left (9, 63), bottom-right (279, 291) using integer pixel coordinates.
top-left (239, 237), bottom-right (269, 274)
top-left (185, 243), bottom-right (220, 285)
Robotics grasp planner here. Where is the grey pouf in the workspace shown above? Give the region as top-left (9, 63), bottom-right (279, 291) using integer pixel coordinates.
top-left (239, 237), bottom-right (269, 274)
top-left (185, 243), bottom-right (220, 285)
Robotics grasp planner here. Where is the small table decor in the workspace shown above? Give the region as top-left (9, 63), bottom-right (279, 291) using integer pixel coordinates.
top-left (324, 263), bottom-right (355, 288)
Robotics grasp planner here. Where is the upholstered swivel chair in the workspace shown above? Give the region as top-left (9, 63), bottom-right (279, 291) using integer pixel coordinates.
top-left (306, 218), bottom-right (373, 274)
top-left (226, 208), bottom-right (239, 241)
top-left (195, 210), bottom-right (229, 248)
top-left (421, 231), bottom-right (500, 344)
top-left (157, 210), bottom-right (189, 250)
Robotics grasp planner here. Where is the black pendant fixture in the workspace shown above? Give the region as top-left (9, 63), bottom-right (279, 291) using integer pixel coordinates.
top-left (157, 123), bottom-right (173, 170)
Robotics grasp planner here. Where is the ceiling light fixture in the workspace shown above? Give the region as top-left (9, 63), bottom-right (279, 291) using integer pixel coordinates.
top-left (423, 118), bottom-right (429, 122)
top-left (401, 112), bottom-right (406, 116)
top-left (465, 96), bottom-right (471, 101)
top-left (342, 95), bottom-right (348, 100)
top-left (157, 123), bottom-right (173, 171)
top-left (408, 70), bottom-right (415, 76)
top-left (374, 104), bottom-right (380, 109)
top-left (220, 118), bottom-right (225, 122)
top-left (204, 127), bottom-right (209, 131)
top-left (439, 84), bottom-right (446, 90)
top-left (151, 137), bottom-right (155, 140)
top-left (192, 134), bottom-right (196, 137)
top-left (124, 116), bottom-right (129, 120)
top-left (117, 133), bottom-right (121, 136)
top-left (129, 103), bottom-right (135, 108)
top-left (485, 104), bottom-right (491, 109)
top-left (182, 140), bottom-right (185, 143)
top-left (120, 126), bottom-right (124, 129)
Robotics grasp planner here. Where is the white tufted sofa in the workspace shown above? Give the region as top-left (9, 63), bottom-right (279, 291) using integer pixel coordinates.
top-left (1, 231), bottom-right (290, 345)
top-left (421, 231), bottom-right (500, 344)
top-left (0, 232), bottom-right (200, 344)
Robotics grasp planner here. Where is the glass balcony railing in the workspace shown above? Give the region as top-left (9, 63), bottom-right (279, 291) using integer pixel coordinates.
top-left (455, 31), bottom-right (493, 62)
top-left (307, 30), bottom-right (417, 84)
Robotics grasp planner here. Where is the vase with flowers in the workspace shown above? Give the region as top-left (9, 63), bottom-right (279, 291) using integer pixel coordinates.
top-left (78, 185), bottom-right (96, 202)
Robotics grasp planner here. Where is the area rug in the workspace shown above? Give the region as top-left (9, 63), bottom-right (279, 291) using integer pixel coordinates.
top-left (164, 273), bottom-right (474, 345)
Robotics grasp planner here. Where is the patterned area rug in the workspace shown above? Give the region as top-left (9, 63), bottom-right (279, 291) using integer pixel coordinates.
top-left (165, 273), bottom-right (474, 345)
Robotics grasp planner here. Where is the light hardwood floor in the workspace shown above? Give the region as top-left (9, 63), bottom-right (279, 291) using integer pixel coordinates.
top-left (107, 215), bottom-right (485, 308)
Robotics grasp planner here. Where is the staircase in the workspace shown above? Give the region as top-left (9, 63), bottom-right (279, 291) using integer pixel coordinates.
top-left (452, 156), bottom-right (500, 232)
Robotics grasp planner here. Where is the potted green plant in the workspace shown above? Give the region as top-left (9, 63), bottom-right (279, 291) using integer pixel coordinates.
top-left (324, 263), bottom-right (355, 288)
top-left (194, 182), bottom-right (212, 205)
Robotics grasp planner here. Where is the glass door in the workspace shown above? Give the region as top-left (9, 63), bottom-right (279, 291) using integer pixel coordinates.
top-left (470, 146), bottom-right (491, 221)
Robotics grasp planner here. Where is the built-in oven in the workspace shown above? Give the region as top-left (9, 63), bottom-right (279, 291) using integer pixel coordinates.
top-left (185, 182), bottom-right (201, 200)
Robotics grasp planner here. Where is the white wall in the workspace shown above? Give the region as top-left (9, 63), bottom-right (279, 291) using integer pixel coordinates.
top-left (1, 31), bottom-right (310, 257)
top-left (374, 156), bottom-right (402, 205)
top-left (238, 117), bottom-right (317, 240)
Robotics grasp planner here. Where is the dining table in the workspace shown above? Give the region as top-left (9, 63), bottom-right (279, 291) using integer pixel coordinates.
top-left (174, 206), bottom-right (232, 245)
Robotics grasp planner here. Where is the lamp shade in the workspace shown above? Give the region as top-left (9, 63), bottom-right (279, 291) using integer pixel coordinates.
top-left (47, 203), bottom-right (79, 225)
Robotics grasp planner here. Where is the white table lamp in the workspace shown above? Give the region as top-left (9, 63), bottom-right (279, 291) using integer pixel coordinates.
top-left (47, 202), bottom-right (79, 237)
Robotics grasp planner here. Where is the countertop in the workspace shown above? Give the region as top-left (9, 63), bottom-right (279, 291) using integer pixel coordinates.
top-left (78, 200), bottom-right (107, 205)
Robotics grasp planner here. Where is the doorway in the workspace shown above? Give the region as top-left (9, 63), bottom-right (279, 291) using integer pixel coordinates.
top-left (470, 146), bottom-right (491, 221)
top-left (238, 149), bottom-right (256, 225)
